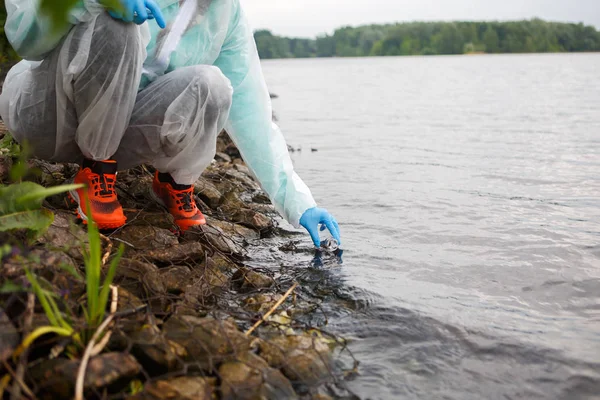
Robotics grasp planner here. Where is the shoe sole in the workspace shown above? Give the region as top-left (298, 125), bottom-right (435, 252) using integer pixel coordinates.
top-left (69, 189), bottom-right (126, 230)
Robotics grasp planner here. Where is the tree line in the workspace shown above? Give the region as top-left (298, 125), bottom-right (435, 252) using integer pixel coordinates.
top-left (254, 19), bottom-right (600, 59)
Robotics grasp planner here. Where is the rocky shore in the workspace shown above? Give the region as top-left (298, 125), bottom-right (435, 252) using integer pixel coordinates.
top-left (0, 122), bottom-right (356, 399)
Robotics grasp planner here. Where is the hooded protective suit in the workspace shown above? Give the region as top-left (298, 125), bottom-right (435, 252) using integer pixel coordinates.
top-left (0, 0), bottom-right (317, 227)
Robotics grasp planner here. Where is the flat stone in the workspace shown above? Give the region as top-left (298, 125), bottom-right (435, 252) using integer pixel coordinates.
top-left (215, 152), bottom-right (232, 163)
top-left (114, 225), bottom-right (179, 251)
top-left (206, 217), bottom-right (259, 241)
top-left (37, 211), bottom-right (87, 261)
top-left (258, 334), bottom-right (333, 386)
top-left (132, 377), bottom-right (216, 400)
top-left (231, 209), bottom-right (274, 232)
top-left (194, 177), bottom-right (223, 209)
top-left (135, 242), bottom-right (206, 264)
top-left (30, 353), bottom-right (140, 398)
top-left (158, 266), bottom-right (192, 294)
top-left (182, 224), bottom-right (246, 257)
top-left (128, 324), bottom-right (187, 374)
top-left (219, 352), bottom-right (297, 400)
top-left (163, 315), bottom-right (251, 371)
top-left (232, 268), bottom-right (274, 292)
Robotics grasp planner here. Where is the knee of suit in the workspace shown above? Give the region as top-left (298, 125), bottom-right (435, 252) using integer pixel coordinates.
top-left (187, 65), bottom-right (234, 115)
top-left (88, 13), bottom-right (144, 63)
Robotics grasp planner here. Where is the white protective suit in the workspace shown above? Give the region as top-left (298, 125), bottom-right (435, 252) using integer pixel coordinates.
top-left (0, 0), bottom-right (317, 227)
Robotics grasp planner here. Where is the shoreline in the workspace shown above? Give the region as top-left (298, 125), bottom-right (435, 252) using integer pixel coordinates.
top-left (0, 122), bottom-right (354, 399)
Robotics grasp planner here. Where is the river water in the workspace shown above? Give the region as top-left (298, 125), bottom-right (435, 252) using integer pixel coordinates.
top-left (258, 54), bottom-right (600, 400)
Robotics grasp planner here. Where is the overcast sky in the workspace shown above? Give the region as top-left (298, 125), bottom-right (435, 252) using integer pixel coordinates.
top-left (239, 0), bottom-right (600, 37)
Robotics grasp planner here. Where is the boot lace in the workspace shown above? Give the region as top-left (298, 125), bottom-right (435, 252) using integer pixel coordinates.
top-left (91, 174), bottom-right (116, 198)
top-left (175, 190), bottom-right (196, 212)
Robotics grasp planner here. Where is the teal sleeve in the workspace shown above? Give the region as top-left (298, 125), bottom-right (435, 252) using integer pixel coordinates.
top-left (213, 0), bottom-right (317, 227)
top-left (4, 0), bottom-right (90, 60)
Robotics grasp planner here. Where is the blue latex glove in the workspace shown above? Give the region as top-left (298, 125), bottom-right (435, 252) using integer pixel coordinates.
top-left (299, 207), bottom-right (341, 248)
top-left (107, 0), bottom-right (166, 28)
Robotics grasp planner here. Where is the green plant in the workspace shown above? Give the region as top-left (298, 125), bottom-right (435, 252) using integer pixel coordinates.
top-left (81, 207), bottom-right (124, 339)
top-left (18, 212), bottom-right (124, 354)
top-left (0, 181), bottom-right (83, 236)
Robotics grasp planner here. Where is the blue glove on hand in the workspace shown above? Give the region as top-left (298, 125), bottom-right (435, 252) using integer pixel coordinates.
top-left (299, 207), bottom-right (341, 248)
top-left (107, 0), bottom-right (166, 28)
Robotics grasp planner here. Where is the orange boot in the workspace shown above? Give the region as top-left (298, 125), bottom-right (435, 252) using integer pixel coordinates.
top-left (151, 171), bottom-right (206, 231)
top-left (69, 159), bottom-right (127, 229)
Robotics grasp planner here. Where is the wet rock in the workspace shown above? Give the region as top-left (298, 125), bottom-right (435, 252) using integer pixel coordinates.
top-left (208, 254), bottom-right (241, 275)
top-left (232, 208), bottom-right (274, 232)
top-left (224, 170), bottom-right (260, 191)
top-left (182, 224), bottom-right (246, 257)
top-left (126, 212), bottom-right (176, 230)
top-left (163, 315), bottom-right (251, 371)
top-left (127, 324), bottom-right (187, 374)
top-left (114, 225), bottom-right (179, 251)
top-left (206, 216), bottom-right (259, 241)
top-left (0, 309), bottom-right (19, 363)
top-left (37, 211), bottom-right (88, 261)
top-left (131, 377), bottom-right (216, 400)
top-left (117, 287), bottom-right (146, 312)
top-left (243, 293), bottom-right (282, 314)
top-left (30, 353), bottom-right (141, 399)
top-left (232, 268), bottom-right (274, 292)
top-left (220, 190), bottom-right (246, 212)
top-left (194, 177), bottom-right (223, 209)
top-left (247, 203), bottom-right (276, 214)
top-left (219, 352), bottom-right (297, 400)
top-left (258, 334), bottom-right (333, 386)
top-left (114, 259), bottom-right (166, 296)
top-left (158, 266), bottom-right (192, 294)
top-left (126, 176), bottom-right (153, 200)
top-left (252, 192), bottom-right (271, 205)
top-left (136, 242), bottom-right (206, 265)
top-left (215, 151), bottom-right (232, 163)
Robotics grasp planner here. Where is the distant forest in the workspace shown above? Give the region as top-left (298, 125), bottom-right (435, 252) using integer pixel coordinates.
top-left (254, 19), bottom-right (600, 59)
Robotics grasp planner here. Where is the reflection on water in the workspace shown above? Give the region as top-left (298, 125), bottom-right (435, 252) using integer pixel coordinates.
top-left (258, 54), bottom-right (600, 399)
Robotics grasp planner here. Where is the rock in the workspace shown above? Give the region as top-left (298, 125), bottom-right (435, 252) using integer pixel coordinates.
top-left (131, 377), bottom-right (216, 400)
top-left (126, 212), bottom-right (176, 230)
top-left (117, 287), bottom-right (146, 312)
top-left (243, 293), bottom-right (283, 313)
top-left (30, 353), bottom-right (141, 399)
top-left (258, 334), bottom-right (333, 386)
top-left (158, 266), bottom-right (192, 294)
top-left (251, 192), bottom-right (271, 205)
top-left (37, 211), bottom-right (88, 261)
top-left (163, 315), bottom-right (251, 371)
top-left (194, 177), bottom-right (223, 209)
top-left (231, 208), bottom-right (274, 232)
top-left (126, 176), bottom-right (153, 200)
top-left (215, 152), bottom-right (232, 163)
top-left (219, 352), bottom-right (297, 400)
top-left (0, 154), bottom-right (12, 182)
top-left (220, 190), bottom-right (246, 212)
top-left (0, 309), bottom-right (19, 363)
top-left (232, 268), bottom-right (274, 292)
top-left (182, 224), bottom-right (246, 257)
top-left (127, 324), bottom-right (187, 375)
top-left (224, 170), bottom-right (260, 191)
top-left (135, 242), bottom-right (206, 265)
top-left (114, 225), bottom-right (179, 251)
top-left (206, 217), bottom-right (259, 241)
top-left (208, 254), bottom-right (240, 275)
top-left (114, 259), bottom-right (166, 296)
top-left (247, 203), bottom-right (276, 214)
